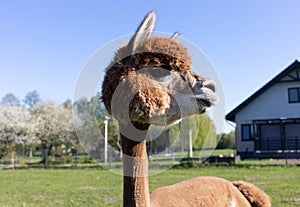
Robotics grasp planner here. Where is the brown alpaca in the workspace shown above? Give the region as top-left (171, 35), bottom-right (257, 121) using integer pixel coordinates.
top-left (101, 12), bottom-right (271, 207)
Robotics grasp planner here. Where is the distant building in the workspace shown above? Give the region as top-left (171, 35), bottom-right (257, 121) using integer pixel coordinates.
top-left (226, 60), bottom-right (300, 159)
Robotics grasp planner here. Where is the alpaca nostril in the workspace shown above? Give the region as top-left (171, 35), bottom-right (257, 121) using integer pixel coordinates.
top-left (203, 80), bottom-right (217, 92)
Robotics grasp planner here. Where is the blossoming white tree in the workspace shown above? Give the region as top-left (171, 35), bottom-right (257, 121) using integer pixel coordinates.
top-left (0, 100), bottom-right (77, 167)
top-left (33, 101), bottom-right (77, 165)
top-left (0, 105), bottom-right (36, 168)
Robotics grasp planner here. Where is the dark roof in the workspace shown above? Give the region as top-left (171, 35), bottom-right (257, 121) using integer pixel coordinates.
top-left (226, 60), bottom-right (300, 122)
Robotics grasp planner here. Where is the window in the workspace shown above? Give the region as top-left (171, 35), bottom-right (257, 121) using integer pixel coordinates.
top-left (288, 87), bottom-right (300, 103)
top-left (241, 124), bottom-right (252, 141)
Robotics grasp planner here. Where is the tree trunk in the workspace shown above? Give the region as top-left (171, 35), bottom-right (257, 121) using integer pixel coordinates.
top-left (120, 122), bottom-right (150, 207)
top-left (38, 143), bottom-right (52, 167)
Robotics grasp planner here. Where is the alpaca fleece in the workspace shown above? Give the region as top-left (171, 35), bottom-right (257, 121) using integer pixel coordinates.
top-left (102, 37), bottom-right (193, 124)
top-left (150, 177), bottom-right (271, 207)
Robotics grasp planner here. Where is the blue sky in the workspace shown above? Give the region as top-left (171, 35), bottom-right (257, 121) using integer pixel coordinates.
top-left (1, 1), bottom-right (300, 132)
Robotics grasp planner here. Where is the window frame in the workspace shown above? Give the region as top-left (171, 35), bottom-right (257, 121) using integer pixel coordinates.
top-left (288, 87), bottom-right (300, 103)
top-left (241, 124), bottom-right (253, 141)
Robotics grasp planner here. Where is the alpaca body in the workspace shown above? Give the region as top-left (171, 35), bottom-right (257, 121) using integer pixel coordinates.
top-left (150, 176), bottom-right (271, 207)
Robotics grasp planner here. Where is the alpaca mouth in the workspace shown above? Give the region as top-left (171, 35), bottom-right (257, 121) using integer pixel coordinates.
top-left (194, 89), bottom-right (218, 113)
top-left (195, 98), bottom-right (213, 113)
top-left (191, 80), bottom-right (218, 112)
top-left (197, 98), bottom-right (212, 107)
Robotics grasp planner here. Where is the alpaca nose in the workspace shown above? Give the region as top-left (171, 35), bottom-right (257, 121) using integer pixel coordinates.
top-left (203, 80), bottom-right (217, 92)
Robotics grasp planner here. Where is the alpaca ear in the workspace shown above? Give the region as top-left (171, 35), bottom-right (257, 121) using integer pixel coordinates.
top-left (127, 11), bottom-right (156, 55)
top-left (170, 32), bottom-right (180, 41)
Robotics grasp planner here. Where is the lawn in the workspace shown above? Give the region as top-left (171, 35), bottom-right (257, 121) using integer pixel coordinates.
top-left (0, 166), bottom-right (299, 207)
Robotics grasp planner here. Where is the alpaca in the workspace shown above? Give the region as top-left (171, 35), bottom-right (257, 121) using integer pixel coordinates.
top-left (101, 12), bottom-right (271, 207)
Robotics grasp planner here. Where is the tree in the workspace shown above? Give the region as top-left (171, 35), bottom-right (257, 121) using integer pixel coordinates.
top-left (62, 99), bottom-right (72, 109)
top-left (73, 97), bottom-right (120, 160)
top-left (1, 93), bottom-right (20, 106)
top-left (0, 104), bottom-right (37, 165)
top-left (192, 114), bottom-right (217, 149)
top-left (181, 114), bottom-right (217, 149)
top-left (217, 131), bottom-right (235, 149)
top-left (33, 101), bottom-right (77, 164)
top-left (0, 98), bottom-right (80, 165)
top-left (23, 90), bottom-right (41, 109)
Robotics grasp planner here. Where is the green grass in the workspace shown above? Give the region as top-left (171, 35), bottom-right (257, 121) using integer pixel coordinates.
top-left (0, 166), bottom-right (299, 207)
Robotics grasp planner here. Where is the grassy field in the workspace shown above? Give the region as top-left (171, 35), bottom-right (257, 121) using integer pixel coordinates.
top-left (0, 166), bottom-right (299, 207)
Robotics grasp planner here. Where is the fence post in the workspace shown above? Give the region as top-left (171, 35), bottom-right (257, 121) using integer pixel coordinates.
top-left (11, 151), bottom-right (14, 170)
top-left (75, 148), bottom-right (78, 168)
top-left (45, 148), bottom-right (48, 168)
top-left (188, 130), bottom-right (193, 159)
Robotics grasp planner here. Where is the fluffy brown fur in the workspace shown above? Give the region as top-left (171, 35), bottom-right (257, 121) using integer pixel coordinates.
top-left (115, 37), bottom-right (191, 72)
top-left (102, 69), bottom-right (171, 124)
top-left (150, 177), bottom-right (271, 207)
top-left (233, 181), bottom-right (271, 207)
top-left (102, 37), bottom-right (192, 122)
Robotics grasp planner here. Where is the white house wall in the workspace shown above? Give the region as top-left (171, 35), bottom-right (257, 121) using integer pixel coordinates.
top-left (236, 81), bottom-right (300, 122)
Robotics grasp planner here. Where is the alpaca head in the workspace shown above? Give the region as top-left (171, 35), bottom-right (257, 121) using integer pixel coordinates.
top-left (102, 12), bottom-right (218, 127)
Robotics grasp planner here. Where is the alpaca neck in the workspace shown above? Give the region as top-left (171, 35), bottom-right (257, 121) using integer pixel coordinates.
top-left (120, 122), bottom-right (150, 207)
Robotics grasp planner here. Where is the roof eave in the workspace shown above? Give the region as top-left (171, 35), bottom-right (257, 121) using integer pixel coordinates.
top-left (225, 60), bottom-right (300, 123)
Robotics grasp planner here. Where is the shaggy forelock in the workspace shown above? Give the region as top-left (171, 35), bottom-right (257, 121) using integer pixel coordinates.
top-left (113, 37), bottom-right (191, 72)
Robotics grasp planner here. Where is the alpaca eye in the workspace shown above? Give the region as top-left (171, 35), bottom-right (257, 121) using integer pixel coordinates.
top-left (193, 83), bottom-right (203, 93)
top-left (149, 68), bottom-right (171, 78)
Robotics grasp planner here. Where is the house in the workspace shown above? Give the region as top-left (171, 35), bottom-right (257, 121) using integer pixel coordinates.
top-left (226, 60), bottom-right (300, 159)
